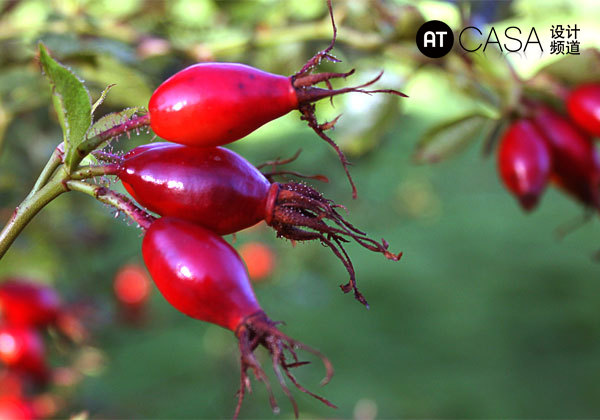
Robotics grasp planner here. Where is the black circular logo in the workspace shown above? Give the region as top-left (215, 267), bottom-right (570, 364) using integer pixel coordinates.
top-left (416, 20), bottom-right (454, 58)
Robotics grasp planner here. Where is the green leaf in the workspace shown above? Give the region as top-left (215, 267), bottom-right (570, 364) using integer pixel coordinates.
top-left (414, 114), bottom-right (492, 164)
top-left (38, 43), bottom-right (92, 173)
top-left (91, 84), bottom-right (116, 115)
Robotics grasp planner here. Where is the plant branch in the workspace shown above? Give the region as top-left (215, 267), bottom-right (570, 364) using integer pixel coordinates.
top-left (69, 164), bottom-right (119, 180)
top-left (0, 179), bottom-right (67, 259)
top-left (25, 143), bottom-right (64, 200)
top-left (74, 113), bottom-right (150, 166)
top-left (0, 111), bottom-right (150, 260)
top-left (66, 180), bottom-right (155, 230)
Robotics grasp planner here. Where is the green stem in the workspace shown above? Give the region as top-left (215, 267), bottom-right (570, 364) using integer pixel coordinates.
top-left (66, 180), bottom-right (155, 230)
top-left (0, 111), bottom-right (150, 260)
top-left (69, 163), bottom-right (119, 180)
top-left (74, 113), bottom-right (150, 169)
top-left (25, 144), bottom-right (64, 200)
top-left (0, 178), bottom-right (67, 259)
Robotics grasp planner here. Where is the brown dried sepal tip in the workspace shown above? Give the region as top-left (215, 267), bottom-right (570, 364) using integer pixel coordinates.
top-left (257, 149), bottom-right (330, 184)
top-left (265, 182), bottom-right (402, 308)
top-left (234, 311), bottom-right (335, 419)
top-left (289, 0), bottom-right (407, 199)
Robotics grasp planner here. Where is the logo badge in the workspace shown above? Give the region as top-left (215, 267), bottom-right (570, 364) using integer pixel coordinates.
top-left (416, 20), bottom-right (454, 58)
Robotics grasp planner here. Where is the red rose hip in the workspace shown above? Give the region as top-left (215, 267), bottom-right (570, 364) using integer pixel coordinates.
top-left (149, 63), bottom-right (298, 147)
top-left (142, 217), bottom-right (334, 417)
top-left (567, 83), bottom-right (600, 137)
top-left (119, 144), bottom-right (270, 236)
top-left (497, 120), bottom-right (552, 211)
top-left (0, 280), bottom-right (61, 327)
top-left (0, 396), bottom-right (35, 420)
top-left (117, 143), bottom-right (402, 306)
top-left (142, 217), bottom-right (261, 330)
top-left (0, 324), bottom-right (48, 383)
top-left (146, 3), bottom-right (405, 199)
top-left (533, 106), bottom-right (600, 208)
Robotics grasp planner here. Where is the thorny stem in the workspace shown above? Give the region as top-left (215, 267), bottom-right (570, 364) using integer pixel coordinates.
top-left (75, 113), bottom-right (150, 162)
top-left (69, 164), bottom-right (119, 180)
top-left (66, 180), bottom-right (155, 230)
top-left (92, 150), bottom-right (123, 163)
top-left (0, 113), bottom-right (151, 260)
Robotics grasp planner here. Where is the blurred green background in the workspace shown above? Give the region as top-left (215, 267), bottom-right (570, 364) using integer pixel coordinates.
top-left (1, 0), bottom-right (600, 418)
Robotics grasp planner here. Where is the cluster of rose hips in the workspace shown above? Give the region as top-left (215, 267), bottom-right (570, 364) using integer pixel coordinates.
top-left (0, 279), bottom-right (75, 419)
top-left (83, 3), bottom-right (403, 418)
top-left (497, 84), bottom-right (600, 213)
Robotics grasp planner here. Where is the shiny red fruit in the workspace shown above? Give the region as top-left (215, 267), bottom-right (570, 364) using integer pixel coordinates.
top-left (533, 106), bottom-right (600, 208)
top-left (141, 217), bottom-right (334, 417)
top-left (0, 281), bottom-right (61, 327)
top-left (120, 142), bottom-right (400, 306)
top-left (142, 217), bottom-right (261, 331)
top-left (497, 120), bottom-right (552, 211)
top-left (0, 325), bottom-right (48, 382)
top-left (148, 63), bottom-right (298, 146)
top-left (118, 143), bottom-right (272, 235)
top-left (567, 83), bottom-right (600, 137)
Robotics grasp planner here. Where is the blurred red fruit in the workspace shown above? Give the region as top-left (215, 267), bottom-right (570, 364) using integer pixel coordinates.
top-left (0, 325), bottom-right (48, 384)
top-left (497, 120), bottom-right (552, 211)
top-left (113, 264), bottom-right (152, 307)
top-left (533, 106), bottom-right (600, 208)
top-left (0, 396), bottom-right (35, 420)
top-left (0, 281), bottom-right (61, 328)
top-left (239, 242), bottom-right (276, 282)
top-left (567, 83), bottom-right (600, 137)
top-left (0, 371), bottom-right (24, 397)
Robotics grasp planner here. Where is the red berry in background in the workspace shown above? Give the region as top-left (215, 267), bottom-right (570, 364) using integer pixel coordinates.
top-left (118, 143), bottom-right (401, 306)
top-left (532, 106), bottom-right (600, 208)
top-left (497, 120), bottom-right (552, 211)
top-left (142, 217), bottom-right (335, 417)
top-left (239, 242), bottom-right (276, 282)
top-left (114, 264), bottom-right (152, 327)
top-left (0, 281), bottom-right (61, 328)
top-left (0, 396), bottom-right (35, 420)
top-left (0, 325), bottom-right (48, 384)
top-left (0, 371), bottom-right (24, 397)
top-left (567, 83), bottom-right (600, 137)
top-left (113, 264), bottom-right (152, 308)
